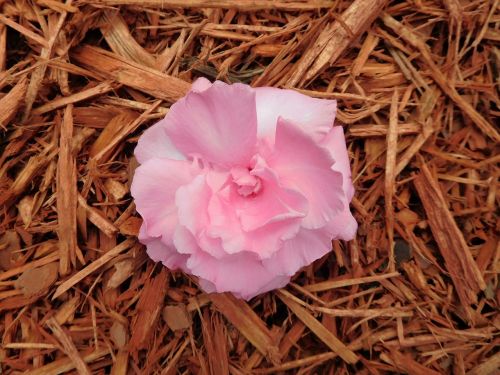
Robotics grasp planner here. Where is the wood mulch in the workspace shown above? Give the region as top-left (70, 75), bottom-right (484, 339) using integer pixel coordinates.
top-left (0, 0), bottom-right (498, 374)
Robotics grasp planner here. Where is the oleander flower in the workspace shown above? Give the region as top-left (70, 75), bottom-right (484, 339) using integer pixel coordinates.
top-left (131, 78), bottom-right (357, 300)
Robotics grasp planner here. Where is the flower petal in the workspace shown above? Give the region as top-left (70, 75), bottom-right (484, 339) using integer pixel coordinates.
top-left (262, 227), bottom-right (332, 276)
top-left (186, 250), bottom-right (290, 300)
top-left (207, 182), bottom-right (305, 259)
top-left (140, 233), bottom-right (189, 271)
top-left (231, 165), bottom-right (307, 232)
top-left (135, 120), bottom-right (185, 164)
top-left (207, 192), bottom-right (246, 254)
top-left (255, 87), bottom-right (336, 141)
top-left (191, 77), bottom-right (212, 93)
top-left (321, 126), bottom-right (355, 201)
top-left (175, 173), bottom-right (227, 258)
top-left (166, 81), bottom-right (257, 167)
top-left (245, 219), bottom-right (302, 259)
top-left (131, 158), bottom-right (198, 239)
top-left (269, 117), bottom-right (344, 229)
top-left (326, 207), bottom-right (358, 241)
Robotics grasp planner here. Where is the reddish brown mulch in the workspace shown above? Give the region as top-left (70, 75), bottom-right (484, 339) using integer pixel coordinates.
top-left (0, 0), bottom-right (499, 374)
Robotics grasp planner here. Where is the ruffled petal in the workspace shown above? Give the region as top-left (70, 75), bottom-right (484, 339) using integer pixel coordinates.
top-left (186, 250), bottom-right (290, 299)
top-left (135, 120), bottom-right (185, 164)
top-left (232, 164), bottom-right (308, 232)
top-left (245, 219), bottom-right (302, 259)
top-left (321, 126), bottom-right (355, 201)
top-left (165, 81), bottom-right (257, 167)
top-left (268, 117), bottom-right (344, 229)
top-left (175, 175), bottom-right (211, 235)
top-left (262, 227), bottom-right (332, 276)
top-left (131, 158), bottom-right (198, 239)
top-left (175, 173), bottom-right (227, 258)
top-left (207, 192), bottom-right (246, 254)
top-left (255, 87), bottom-right (336, 142)
top-left (207, 181), bottom-right (305, 259)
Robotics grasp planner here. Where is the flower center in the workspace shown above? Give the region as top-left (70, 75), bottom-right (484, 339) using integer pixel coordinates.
top-left (230, 166), bottom-right (262, 197)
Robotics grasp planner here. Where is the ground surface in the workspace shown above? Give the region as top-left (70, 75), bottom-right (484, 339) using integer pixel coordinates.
top-left (0, 0), bottom-right (499, 374)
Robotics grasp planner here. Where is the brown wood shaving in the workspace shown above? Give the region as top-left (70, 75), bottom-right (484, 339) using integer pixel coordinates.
top-left (413, 160), bottom-right (486, 318)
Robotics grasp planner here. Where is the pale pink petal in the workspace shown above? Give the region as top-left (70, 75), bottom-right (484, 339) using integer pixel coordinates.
top-left (191, 77), bottom-right (212, 93)
top-left (321, 126), bottom-right (355, 201)
top-left (138, 223), bottom-right (151, 242)
top-left (175, 174), bottom-right (227, 258)
top-left (186, 250), bottom-right (290, 300)
top-left (255, 87), bottom-right (336, 141)
top-left (245, 219), bottom-right (301, 259)
top-left (207, 184), bottom-right (304, 259)
top-left (231, 165), bottom-right (308, 232)
top-left (131, 158), bottom-right (198, 239)
top-left (141, 235), bottom-right (189, 272)
top-left (268, 117), bottom-right (344, 229)
top-left (173, 223), bottom-right (227, 258)
top-left (166, 81), bottom-right (257, 167)
top-left (198, 274), bottom-right (289, 300)
top-left (207, 192), bottom-right (246, 254)
top-left (252, 274), bottom-right (290, 297)
top-left (172, 225), bottom-right (199, 255)
top-left (326, 206), bottom-right (358, 241)
top-left (198, 278), bottom-right (217, 294)
top-left (135, 120), bottom-right (185, 164)
top-left (262, 228), bottom-right (332, 276)
top-left (175, 175), bottom-right (211, 234)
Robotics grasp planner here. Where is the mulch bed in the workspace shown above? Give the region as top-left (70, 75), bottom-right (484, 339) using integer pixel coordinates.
top-left (0, 0), bottom-right (499, 374)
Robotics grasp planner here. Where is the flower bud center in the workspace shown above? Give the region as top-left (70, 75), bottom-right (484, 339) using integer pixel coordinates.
top-left (230, 166), bottom-right (262, 197)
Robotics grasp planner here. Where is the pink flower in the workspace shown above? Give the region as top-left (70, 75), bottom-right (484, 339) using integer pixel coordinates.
top-left (131, 78), bottom-right (357, 300)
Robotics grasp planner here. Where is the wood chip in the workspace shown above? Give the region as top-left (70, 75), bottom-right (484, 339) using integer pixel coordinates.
top-left (413, 161), bottom-right (486, 312)
top-left (210, 293), bottom-right (281, 365)
top-left (71, 46), bottom-right (190, 102)
top-left (163, 304), bottom-right (191, 331)
top-left (279, 292), bottom-right (358, 364)
top-left (57, 105), bottom-right (78, 275)
top-left (46, 317), bottom-right (92, 375)
top-left (90, 0), bottom-right (336, 10)
top-left (129, 268), bottom-right (168, 350)
top-left (52, 239), bottom-right (135, 299)
top-left (287, 0), bottom-right (389, 86)
top-left (0, 76), bottom-right (27, 129)
top-left (14, 262), bottom-right (58, 297)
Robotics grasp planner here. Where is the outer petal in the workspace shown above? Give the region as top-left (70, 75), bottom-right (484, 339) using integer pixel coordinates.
top-left (321, 126), bottom-right (355, 201)
top-left (166, 81), bottom-right (257, 167)
top-left (186, 250), bottom-right (290, 300)
top-left (262, 227), bottom-right (332, 276)
top-left (255, 87), bottom-right (336, 142)
top-left (326, 208), bottom-right (358, 241)
top-left (140, 233), bottom-right (189, 272)
top-left (191, 77), bottom-right (212, 93)
top-left (268, 117), bottom-right (344, 229)
top-left (131, 158), bottom-right (198, 239)
top-left (135, 120), bottom-right (185, 164)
